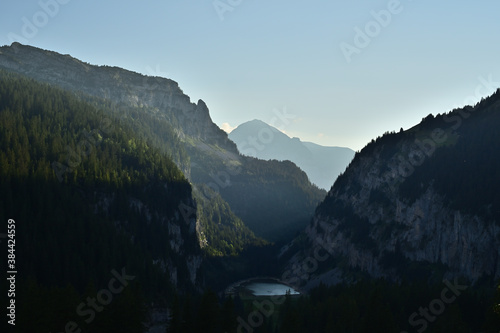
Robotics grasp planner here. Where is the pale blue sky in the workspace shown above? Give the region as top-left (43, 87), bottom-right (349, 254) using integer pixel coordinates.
top-left (1, 0), bottom-right (499, 150)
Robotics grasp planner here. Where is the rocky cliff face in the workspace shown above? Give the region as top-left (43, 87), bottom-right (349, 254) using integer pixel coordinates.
top-left (0, 42), bottom-right (235, 151)
top-left (284, 90), bottom-right (500, 288)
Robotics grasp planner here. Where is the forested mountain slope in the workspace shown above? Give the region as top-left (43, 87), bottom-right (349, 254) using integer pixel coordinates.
top-left (0, 42), bottom-right (325, 243)
top-left (0, 71), bottom-right (208, 332)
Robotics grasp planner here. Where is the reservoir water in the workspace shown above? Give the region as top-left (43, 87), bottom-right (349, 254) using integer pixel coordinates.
top-left (226, 278), bottom-right (300, 297)
top-left (245, 281), bottom-right (300, 296)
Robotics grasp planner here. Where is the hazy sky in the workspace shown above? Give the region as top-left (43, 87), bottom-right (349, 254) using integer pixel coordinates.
top-left (1, 0), bottom-right (499, 150)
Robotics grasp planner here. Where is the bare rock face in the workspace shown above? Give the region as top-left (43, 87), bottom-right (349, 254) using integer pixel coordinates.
top-left (90, 186), bottom-right (203, 290)
top-left (302, 179), bottom-right (500, 284)
top-left (284, 94), bottom-right (500, 288)
top-left (0, 42), bottom-right (236, 151)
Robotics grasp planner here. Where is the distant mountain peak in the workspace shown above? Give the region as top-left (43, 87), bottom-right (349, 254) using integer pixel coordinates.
top-left (229, 119), bottom-right (355, 189)
top-left (248, 119), bottom-right (267, 125)
top-left (238, 119), bottom-right (281, 131)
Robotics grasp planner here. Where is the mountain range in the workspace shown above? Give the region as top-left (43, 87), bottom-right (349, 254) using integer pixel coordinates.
top-left (0, 43), bottom-right (325, 331)
top-left (1, 42), bottom-right (500, 332)
top-left (0, 42), bottom-right (325, 245)
top-left (228, 119), bottom-right (355, 190)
